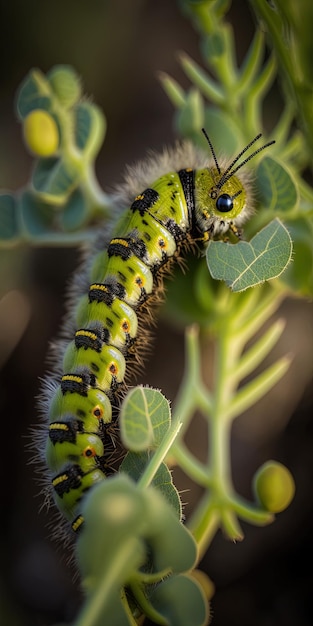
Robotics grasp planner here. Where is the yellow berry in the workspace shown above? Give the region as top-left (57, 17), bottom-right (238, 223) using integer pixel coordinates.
top-left (253, 460), bottom-right (295, 513)
top-left (23, 109), bottom-right (59, 157)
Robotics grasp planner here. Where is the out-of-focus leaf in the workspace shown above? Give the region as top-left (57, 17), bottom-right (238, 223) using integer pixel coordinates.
top-left (0, 194), bottom-right (20, 244)
top-left (60, 188), bottom-right (88, 231)
top-left (16, 69), bottom-right (53, 119)
top-left (74, 102), bottom-right (106, 159)
top-left (149, 574), bottom-right (208, 626)
top-left (32, 157), bottom-right (80, 205)
top-left (257, 156), bottom-right (298, 212)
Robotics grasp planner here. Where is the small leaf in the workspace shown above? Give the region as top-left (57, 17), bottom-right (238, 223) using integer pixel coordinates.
top-left (279, 216), bottom-right (313, 296)
top-left (237, 30), bottom-right (265, 93)
top-left (257, 156), bottom-right (298, 212)
top-left (120, 452), bottom-right (182, 519)
top-left (202, 107), bottom-right (240, 156)
top-left (158, 71), bottom-right (186, 108)
top-left (77, 476), bottom-right (147, 581)
top-left (144, 490), bottom-right (197, 574)
top-left (206, 218), bottom-right (293, 292)
top-left (149, 574), bottom-right (208, 626)
top-left (32, 156), bottom-right (80, 205)
top-left (77, 475), bottom-right (195, 581)
top-left (175, 88), bottom-right (205, 138)
top-left (60, 188), bottom-right (88, 231)
top-left (0, 194), bottom-right (20, 243)
top-left (179, 52), bottom-right (223, 104)
top-left (47, 65), bottom-right (82, 108)
top-left (74, 102), bottom-right (106, 159)
top-left (150, 461), bottom-right (182, 519)
top-left (120, 386), bottom-right (171, 452)
top-left (16, 69), bottom-right (52, 119)
top-left (20, 190), bottom-right (54, 237)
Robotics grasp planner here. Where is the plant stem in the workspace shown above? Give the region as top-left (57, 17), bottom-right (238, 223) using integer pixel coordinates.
top-left (74, 538), bottom-right (140, 626)
top-left (182, 285), bottom-right (289, 557)
top-left (137, 420), bottom-right (183, 489)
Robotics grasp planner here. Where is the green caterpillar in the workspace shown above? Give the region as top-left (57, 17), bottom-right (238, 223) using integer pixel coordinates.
top-left (41, 129), bottom-right (274, 534)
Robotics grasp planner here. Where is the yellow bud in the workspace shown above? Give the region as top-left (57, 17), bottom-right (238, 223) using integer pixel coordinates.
top-left (23, 109), bottom-right (59, 157)
top-left (253, 460), bottom-right (295, 513)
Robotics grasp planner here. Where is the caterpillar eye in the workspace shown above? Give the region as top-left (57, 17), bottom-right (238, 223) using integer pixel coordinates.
top-left (216, 193), bottom-right (233, 213)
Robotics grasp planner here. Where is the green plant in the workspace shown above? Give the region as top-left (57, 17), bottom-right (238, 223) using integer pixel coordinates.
top-left (1, 1), bottom-right (312, 624)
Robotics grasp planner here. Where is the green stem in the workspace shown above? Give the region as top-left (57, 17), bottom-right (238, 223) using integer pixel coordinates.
top-left (183, 282), bottom-right (289, 557)
top-left (230, 494), bottom-right (274, 525)
top-left (171, 439), bottom-right (213, 487)
top-left (228, 317), bottom-right (286, 384)
top-left (225, 354), bottom-right (292, 422)
top-left (250, 0), bottom-right (294, 81)
top-left (129, 581), bottom-right (167, 626)
top-left (233, 287), bottom-right (284, 344)
top-left (74, 538), bottom-right (140, 626)
top-left (187, 326), bottom-right (239, 554)
top-left (137, 420), bottom-right (183, 489)
top-left (81, 163), bottom-right (112, 217)
top-left (172, 325), bottom-right (212, 438)
top-left (188, 493), bottom-right (220, 558)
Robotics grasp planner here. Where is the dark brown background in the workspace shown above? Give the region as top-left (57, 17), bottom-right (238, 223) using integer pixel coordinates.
top-left (0, 1), bottom-right (312, 625)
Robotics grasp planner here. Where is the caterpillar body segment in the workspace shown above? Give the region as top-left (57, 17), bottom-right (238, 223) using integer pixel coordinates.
top-left (41, 132), bottom-right (274, 532)
top-left (75, 295), bottom-right (138, 350)
top-left (90, 250), bottom-right (154, 306)
top-left (52, 464), bottom-right (106, 522)
top-left (48, 386), bottom-right (112, 431)
top-left (46, 424), bottom-right (105, 473)
top-left (62, 342), bottom-right (126, 391)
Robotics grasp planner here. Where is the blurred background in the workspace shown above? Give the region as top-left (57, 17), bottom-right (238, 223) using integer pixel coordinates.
top-left (0, 1), bottom-right (313, 625)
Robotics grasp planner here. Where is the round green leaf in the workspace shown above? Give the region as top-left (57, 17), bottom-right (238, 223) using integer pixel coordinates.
top-left (120, 386), bottom-right (171, 451)
top-left (76, 476), bottom-right (197, 624)
top-left (143, 490), bottom-right (197, 574)
top-left (149, 574), bottom-right (208, 626)
top-left (77, 476), bottom-right (147, 580)
top-left (206, 218), bottom-right (293, 291)
top-left (16, 69), bottom-right (52, 119)
top-left (257, 156), bottom-right (298, 212)
top-left (279, 216), bottom-right (313, 296)
top-left (150, 460), bottom-right (182, 519)
top-left (60, 188), bottom-right (88, 231)
top-left (47, 65), bottom-right (82, 108)
top-left (0, 194), bottom-right (20, 243)
top-left (32, 156), bottom-right (80, 205)
top-left (20, 191), bottom-right (54, 237)
top-left (74, 102), bottom-right (106, 159)
top-left (77, 475), bottom-right (194, 581)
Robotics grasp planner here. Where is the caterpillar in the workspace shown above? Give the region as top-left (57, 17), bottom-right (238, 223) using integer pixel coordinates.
top-left (40, 129), bottom-right (274, 535)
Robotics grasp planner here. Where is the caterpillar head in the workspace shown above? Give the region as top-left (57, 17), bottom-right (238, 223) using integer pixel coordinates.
top-left (194, 129), bottom-right (275, 238)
